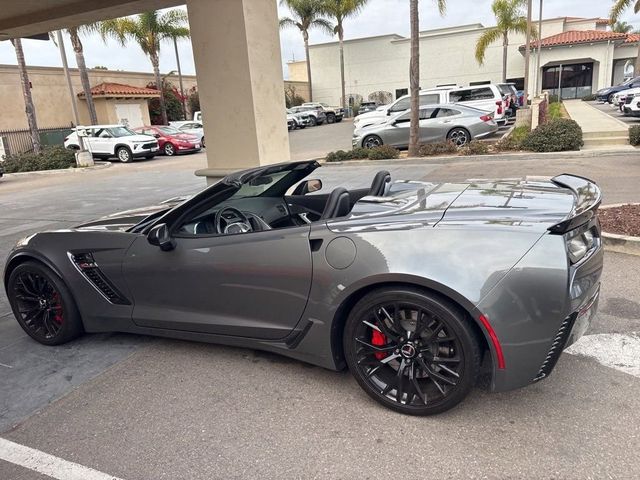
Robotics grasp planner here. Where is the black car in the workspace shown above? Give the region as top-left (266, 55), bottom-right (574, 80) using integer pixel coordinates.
top-left (358, 101), bottom-right (380, 114)
top-left (596, 76), bottom-right (640, 103)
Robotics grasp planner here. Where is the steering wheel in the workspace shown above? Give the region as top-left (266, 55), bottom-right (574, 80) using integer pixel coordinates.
top-left (214, 206), bottom-right (253, 235)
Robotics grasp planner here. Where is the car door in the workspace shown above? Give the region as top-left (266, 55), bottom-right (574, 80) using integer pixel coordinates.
top-left (417, 108), bottom-right (438, 143)
top-left (88, 128), bottom-right (113, 154)
top-left (122, 209), bottom-right (313, 340)
top-left (384, 111), bottom-right (411, 147)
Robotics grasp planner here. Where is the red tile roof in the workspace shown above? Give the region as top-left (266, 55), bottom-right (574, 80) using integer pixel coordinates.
top-left (527, 30), bottom-right (632, 49)
top-left (77, 82), bottom-right (160, 98)
top-left (625, 33), bottom-right (640, 44)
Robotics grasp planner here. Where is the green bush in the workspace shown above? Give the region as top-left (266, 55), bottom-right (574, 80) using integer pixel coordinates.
top-left (460, 141), bottom-right (490, 155)
top-left (495, 125), bottom-right (530, 151)
top-left (325, 145), bottom-right (399, 162)
top-left (418, 141), bottom-right (458, 156)
top-left (630, 126), bottom-right (640, 146)
top-left (581, 94), bottom-right (597, 101)
top-left (2, 145), bottom-right (76, 173)
top-left (522, 118), bottom-right (583, 152)
top-left (366, 145), bottom-right (400, 160)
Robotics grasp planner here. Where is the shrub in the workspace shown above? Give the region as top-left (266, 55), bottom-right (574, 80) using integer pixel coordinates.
top-left (522, 118), bottom-right (583, 152)
top-left (581, 94), bottom-right (597, 102)
top-left (2, 146), bottom-right (76, 173)
top-left (366, 145), bottom-right (400, 160)
top-left (630, 126), bottom-right (640, 146)
top-left (351, 147), bottom-right (371, 159)
top-left (418, 141), bottom-right (458, 156)
top-left (460, 141), bottom-right (490, 155)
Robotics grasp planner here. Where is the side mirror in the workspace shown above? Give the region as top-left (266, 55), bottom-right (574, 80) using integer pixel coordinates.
top-left (147, 223), bottom-right (176, 251)
top-left (292, 179), bottom-right (323, 195)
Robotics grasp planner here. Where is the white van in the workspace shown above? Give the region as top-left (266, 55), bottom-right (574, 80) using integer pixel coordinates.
top-left (354, 86), bottom-right (457, 128)
top-left (448, 85), bottom-right (508, 125)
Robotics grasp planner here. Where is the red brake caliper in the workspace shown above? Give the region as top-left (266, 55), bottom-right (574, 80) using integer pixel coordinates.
top-left (52, 293), bottom-right (64, 325)
top-left (371, 329), bottom-right (387, 360)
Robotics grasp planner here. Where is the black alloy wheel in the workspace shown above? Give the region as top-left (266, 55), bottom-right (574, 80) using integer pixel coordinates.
top-left (8, 262), bottom-right (83, 345)
top-left (344, 288), bottom-right (480, 415)
top-left (363, 135), bottom-right (383, 149)
top-left (164, 143), bottom-right (176, 156)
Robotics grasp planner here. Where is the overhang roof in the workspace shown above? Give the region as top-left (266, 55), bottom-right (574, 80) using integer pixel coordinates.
top-left (78, 82), bottom-right (160, 98)
top-left (523, 30), bottom-right (636, 49)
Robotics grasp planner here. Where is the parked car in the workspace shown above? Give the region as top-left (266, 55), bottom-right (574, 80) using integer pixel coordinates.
top-left (352, 104), bottom-right (498, 149)
top-left (176, 122), bottom-right (205, 147)
top-left (133, 126), bottom-right (201, 156)
top-left (354, 86), bottom-right (456, 128)
top-left (596, 76), bottom-right (640, 103)
top-left (64, 125), bottom-right (158, 163)
top-left (448, 85), bottom-right (508, 125)
top-left (623, 89), bottom-right (640, 117)
top-left (497, 83), bottom-right (519, 117)
top-left (286, 108), bottom-right (312, 130)
top-left (3, 159), bottom-right (603, 415)
top-left (301, 102), bottom-right (344, 123)
top-left (289, 105), bottom-right (326, 126)
top-left (358, 101), bottom-right (380, 115)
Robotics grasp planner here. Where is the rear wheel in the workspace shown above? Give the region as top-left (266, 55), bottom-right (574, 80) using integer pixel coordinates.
top-left (363, 135), bottom-right (383, 149)
top-left (447, 127), bottom-right (470, 147)
top-left (163, 143), bottom-right (176, 156)
top-left (326, 113), bottom-right (336, 124)
top-left (7, 261), bottom-right (83, 346)
top-left (344, 288), bottom-right (480, 415)
top-left (116, 146), bottom-right (133, 163)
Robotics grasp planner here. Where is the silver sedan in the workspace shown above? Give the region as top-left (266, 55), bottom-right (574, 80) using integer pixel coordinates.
top-left (353, 104), bottom-right (498, 149)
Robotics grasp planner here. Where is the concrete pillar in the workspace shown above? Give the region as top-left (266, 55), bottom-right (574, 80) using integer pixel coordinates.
top-left (187, 0), bottom-right (290, 181)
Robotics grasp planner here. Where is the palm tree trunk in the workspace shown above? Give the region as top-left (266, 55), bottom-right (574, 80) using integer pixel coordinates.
top-left (408, 0), bottom-right (420, 157)
top-left (151, 52), bottom-right (168, 125)
top-left (12, 38), bottom-right (41, 154)
top-left (338, 25), bottom-right (346, 110)
top-left (304, 30), bottom-right (313, 102)
top-left (69, 27), bottom-right (97, 125)
top-left (502, 32), bottom-right (508, 83)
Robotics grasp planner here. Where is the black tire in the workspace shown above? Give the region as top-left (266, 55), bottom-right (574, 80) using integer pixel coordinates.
top-left (163, 143), bottom-right (176, 156)
top-left (447, 127), bottom-right (470, 147)
top-left (7, 261), bottom-right (84, 346)
top-left (343, 287), bottom-right (481, 415)
top-left (116, 146), bottom-right (133, 163)
top-left (326, 113), bottom-right (336, 124)
top-left (362, 135), bottom-right (383, 149)
top-left (201, 138), bottom-right (205, 148)
top-left (309, 116), bottom-right (317, 127)
top-left (607, 93), bottom-right (615, 104)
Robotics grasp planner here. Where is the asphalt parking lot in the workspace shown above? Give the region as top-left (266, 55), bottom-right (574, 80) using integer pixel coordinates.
top-left (589, 100), bottom-right (640, 125)
top-left (1, 145), bottom-right (640, 478)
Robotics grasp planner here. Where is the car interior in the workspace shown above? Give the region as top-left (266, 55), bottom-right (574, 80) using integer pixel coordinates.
top-left (176, 169), bottom-right (392, 236)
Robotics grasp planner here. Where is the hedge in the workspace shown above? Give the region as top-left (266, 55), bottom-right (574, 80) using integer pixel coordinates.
top-left (521, 118), bottom-right (583, 152)
top-left (2, 145), bottom-right (77, 173)
top-left (630, 126), bottom-right (640, 146)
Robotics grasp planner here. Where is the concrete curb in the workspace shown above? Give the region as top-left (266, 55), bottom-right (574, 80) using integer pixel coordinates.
top-left (3, 161), bottom-right (112, 177)
top-left (600, 203), bottom-right (640, 257)
top-left (319, 147), bottom-right (639, 166)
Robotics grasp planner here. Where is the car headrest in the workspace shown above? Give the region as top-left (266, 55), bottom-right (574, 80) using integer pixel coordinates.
top-left (320, 187), bottom-right (351, 220)
top-left (369, 170), bottom-right (391, 196)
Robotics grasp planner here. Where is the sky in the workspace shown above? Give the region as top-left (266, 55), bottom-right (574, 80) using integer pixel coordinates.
top-left (0, 1), bottom-right (637, 80)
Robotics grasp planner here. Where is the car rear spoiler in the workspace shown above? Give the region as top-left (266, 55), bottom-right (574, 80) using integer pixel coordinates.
top-left (548, 174), bottom-right (602, 234)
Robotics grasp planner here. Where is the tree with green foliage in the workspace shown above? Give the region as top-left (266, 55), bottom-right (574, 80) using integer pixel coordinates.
top-left (610, 0), bottom-right (640, 76)
top-left (279, 0), bottom-right (334, 102)
top-left (322, 0), bottom-right (369, 108)
top-left (475, 0), bottom-right (536, 83)
top-left (612, 20), bottom-right (634, 33)
top-left (98, 9), bottom-right (189, 125)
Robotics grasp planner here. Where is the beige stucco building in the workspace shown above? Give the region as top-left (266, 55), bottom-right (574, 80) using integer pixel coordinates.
top-left (307, 16), bottom-right (640, 106)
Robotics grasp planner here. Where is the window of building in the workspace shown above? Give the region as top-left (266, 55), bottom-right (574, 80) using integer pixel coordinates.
top-left (395, 88), bottom-right (408, 99)
top-left (542, 63), bottom-right (593, 99)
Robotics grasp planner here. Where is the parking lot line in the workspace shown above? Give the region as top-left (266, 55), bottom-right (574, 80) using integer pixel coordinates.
top-left (0, 438), bottom-right (123, 480)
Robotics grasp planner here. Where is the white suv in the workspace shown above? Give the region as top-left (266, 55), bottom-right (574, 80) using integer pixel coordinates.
top-left (448, 85), bottom-right (508, 125)
top-left (64, 124), bottom-right (159, 163)
top-left (622, 88), bottom-right (640, 117)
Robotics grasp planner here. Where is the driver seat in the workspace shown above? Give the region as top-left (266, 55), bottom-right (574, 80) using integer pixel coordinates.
top-left (368, 170), bottom-right (391, 196)
top-left (320, 187), bottom-right (351, 220)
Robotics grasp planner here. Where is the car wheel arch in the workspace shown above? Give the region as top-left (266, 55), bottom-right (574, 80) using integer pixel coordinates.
top-left (4, 252), bottom-right (64, 295)
top-left (329, 277), bottom-right (493, 373)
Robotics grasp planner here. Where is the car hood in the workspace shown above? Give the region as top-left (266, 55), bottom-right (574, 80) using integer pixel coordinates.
top-left (335, 176), bottom-right (584, 233)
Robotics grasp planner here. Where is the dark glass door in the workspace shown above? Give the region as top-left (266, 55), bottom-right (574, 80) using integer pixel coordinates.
top-left (542, 62), bottom-right (594, 99)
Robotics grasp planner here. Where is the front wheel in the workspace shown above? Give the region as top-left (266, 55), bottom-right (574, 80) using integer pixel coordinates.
top-left (116, 146), bottom-right (133, 163)
top-left (344, 288), bottom-right (481, 415)
top-left (309, 116), bottom-right (317, 127)
top-left (163, 143), bottom-right (176, 156)
top-left (7, 261), bottom-right (84, 346)
top-left (326, 113), bottom-right (336, 124)
top-left (447, 128), bottom-right (470, 147)
top-left (363, 135), bottom-right (383, 149)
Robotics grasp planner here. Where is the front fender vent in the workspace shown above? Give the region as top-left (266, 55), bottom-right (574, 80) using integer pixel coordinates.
top-left (69, 252), bottom-right (131, 305)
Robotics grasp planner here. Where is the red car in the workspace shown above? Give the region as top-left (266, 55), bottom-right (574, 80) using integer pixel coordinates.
top-left (134, 126), bottom-right (202, 156)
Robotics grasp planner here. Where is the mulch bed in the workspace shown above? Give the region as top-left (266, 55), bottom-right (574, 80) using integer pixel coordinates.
top-left (599, 204), bottom-right (640, 237)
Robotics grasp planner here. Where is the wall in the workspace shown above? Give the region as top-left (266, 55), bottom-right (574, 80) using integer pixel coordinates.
top-left (287, 61), bottom-right (308, 82)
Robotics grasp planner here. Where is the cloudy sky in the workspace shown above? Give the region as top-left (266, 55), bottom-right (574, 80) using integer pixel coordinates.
top-left (0, 0), bottom-right (637, 79)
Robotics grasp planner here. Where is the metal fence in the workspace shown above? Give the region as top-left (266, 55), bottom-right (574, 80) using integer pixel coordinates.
top-left (0, 123), bottom-right (75, 157)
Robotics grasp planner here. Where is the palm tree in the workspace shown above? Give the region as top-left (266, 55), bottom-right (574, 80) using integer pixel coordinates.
top-left (98, 9), bottom-right (190, 125)
top-left (612, 20), bottom-right (634, 33)
top-left (68, 26), bottom-right (98, 124)
top-left (279, 0), bottom-right (334, 102)
top-left (11, 38), bottom-right (41, 154)
top-left (408, 0), bottom-right (446, 157)
top-left (475, 0), bottom-right (536, 83)
top-left (610, 0), bottom-right (640, 76)
top-left (322, 0), bottom-right (369, 109)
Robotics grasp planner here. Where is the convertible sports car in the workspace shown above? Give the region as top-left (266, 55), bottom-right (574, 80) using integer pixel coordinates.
top-left (4, 161), bottom-right (603, 415)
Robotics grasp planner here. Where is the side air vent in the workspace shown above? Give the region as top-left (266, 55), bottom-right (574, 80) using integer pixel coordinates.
top-left (69, 252), bottom-right (131, 305)
top-left (533, 314), bottom-right (576, 382)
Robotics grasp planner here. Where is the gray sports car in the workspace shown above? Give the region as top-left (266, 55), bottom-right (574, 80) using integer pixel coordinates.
top-left (3, 161), bottom-right (603, 415)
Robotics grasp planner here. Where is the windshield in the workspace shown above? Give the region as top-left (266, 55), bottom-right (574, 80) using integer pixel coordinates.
top-left (158, 126), bottom-right (181, 135)
top-left (231, 171), bottom-right (292, 199)
top-left (108, 126), bottom-right (137, 137)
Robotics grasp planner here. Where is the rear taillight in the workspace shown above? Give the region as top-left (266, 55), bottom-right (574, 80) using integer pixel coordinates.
top-left (480, 115), bottom-right (492, 122)
top-left (496, 100), bottom-right (503, 115)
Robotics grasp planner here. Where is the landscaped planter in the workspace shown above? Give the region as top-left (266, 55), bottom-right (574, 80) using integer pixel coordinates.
top-left (599, 203), bottom-right (640, 256)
